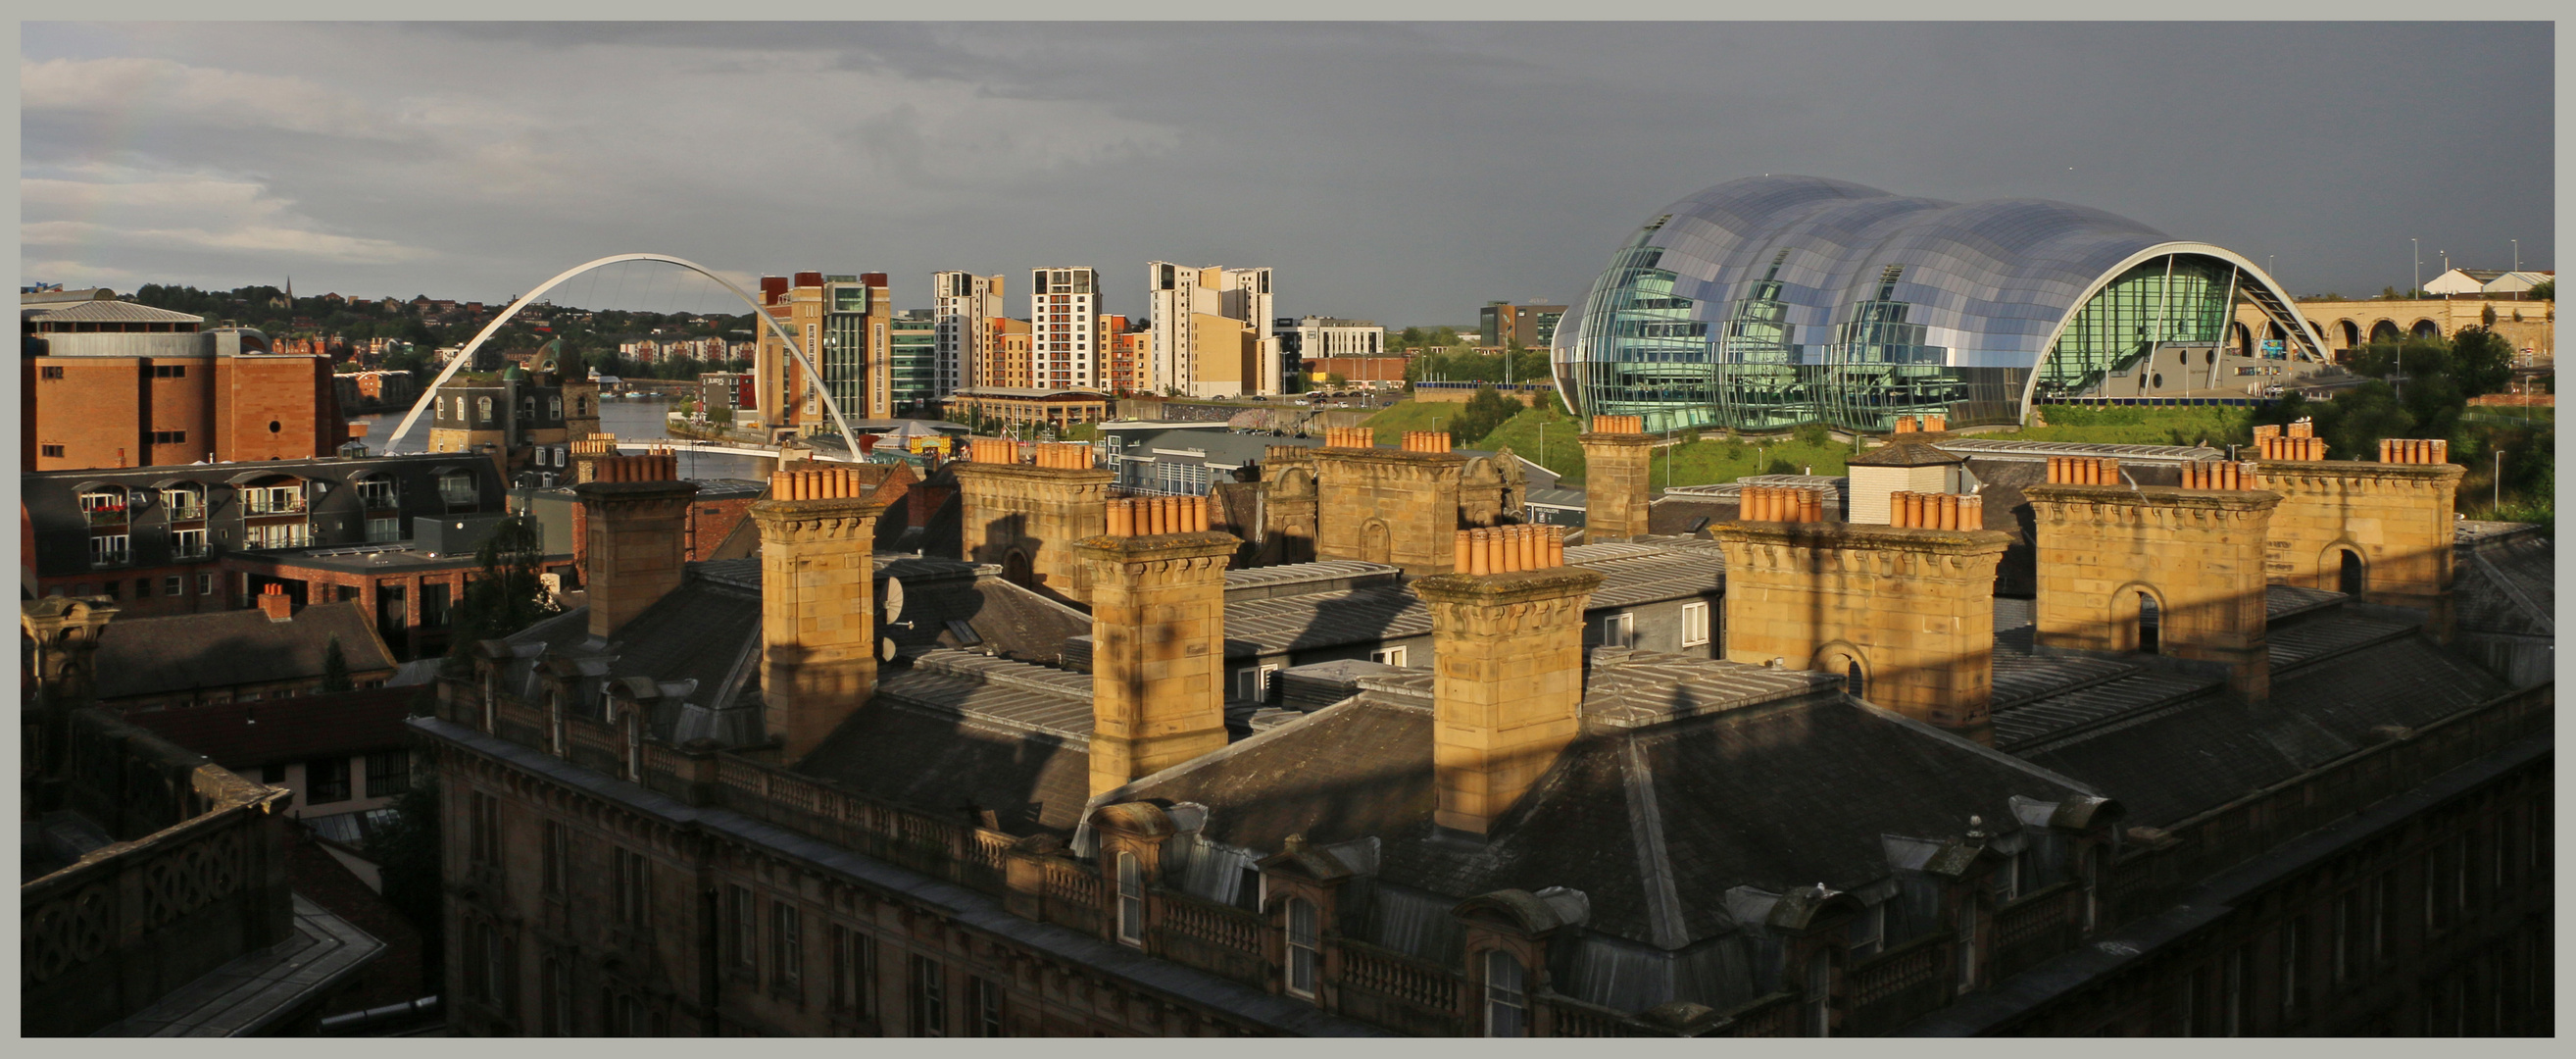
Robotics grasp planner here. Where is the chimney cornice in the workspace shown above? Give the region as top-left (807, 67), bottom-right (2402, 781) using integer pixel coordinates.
top-left (1711, 522), bottom-right (2013, 557)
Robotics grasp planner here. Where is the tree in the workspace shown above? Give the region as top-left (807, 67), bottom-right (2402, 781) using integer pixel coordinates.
top-left (1324, 373), bottom-right (1348, 386)
top-left (322, 636), bottom-right (354, 692)
top-left (2527, 278), bottom-right (2553, 301)
top-left (2447, 326), bottom-right (2515, 398)
top-left (447, 515), bottom-right (559, 659)
top-left (1447, 385), bottom-right (1522, 449)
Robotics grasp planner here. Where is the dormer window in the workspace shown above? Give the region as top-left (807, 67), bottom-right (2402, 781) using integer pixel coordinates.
top-left (161, 483), bottom-right (206, 520)
top-left (1483, 950), bottom-right (1526, 1037)
top-left (355, 477), bottom-right (398, 509)
top-left (1115, 852), bottom-right (1147, 947)
top-left (78, 488), bottom-right (127, 527)
top-left (1285, 897), bottom-right (1320, 998)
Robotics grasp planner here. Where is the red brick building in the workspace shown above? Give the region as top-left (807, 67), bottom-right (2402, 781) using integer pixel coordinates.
top-left (23, 290), bottom-right (350, 473)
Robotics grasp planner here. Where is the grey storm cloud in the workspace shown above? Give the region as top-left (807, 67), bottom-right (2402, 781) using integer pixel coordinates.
top-left (20, 21), bottom-right (2552, 325)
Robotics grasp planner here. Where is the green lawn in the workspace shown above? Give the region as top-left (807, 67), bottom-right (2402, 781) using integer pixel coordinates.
top-left (1976, 404), bottom-right (2254, 447)
top-left (1364, 400), bottom-right (2291, 489)
top-left (1358, 400), bottom-right (1462, 444)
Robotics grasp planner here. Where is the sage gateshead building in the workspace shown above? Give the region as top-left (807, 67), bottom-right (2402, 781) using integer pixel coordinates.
top-left (1552, 176), bottom-right (2330, 432)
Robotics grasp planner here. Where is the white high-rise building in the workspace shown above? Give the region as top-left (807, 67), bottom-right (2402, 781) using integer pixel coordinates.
top-left (1028, 267), bottom-right (1102, 390)
top-left (1145, 262), bottom-right (1281, 397)
top-left (932, 272), bottom-right (1003, 396)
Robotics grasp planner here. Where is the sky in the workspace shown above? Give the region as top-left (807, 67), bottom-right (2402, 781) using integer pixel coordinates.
top-left (19, 22), bottom-right (2555, 328)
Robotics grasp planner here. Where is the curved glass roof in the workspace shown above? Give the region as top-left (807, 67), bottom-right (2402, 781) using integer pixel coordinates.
top-left (1554, 176), bottom-right (2321, 431)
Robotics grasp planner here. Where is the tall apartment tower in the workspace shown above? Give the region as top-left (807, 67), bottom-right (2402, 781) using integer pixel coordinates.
top-left (1144, 263), bottom-right (1281, 397)
top-left (748, 272), bottom-right (891, 431)
top-left (932, 272), bottom-right (1004, 398)
top-left (1028, 268), bottom-right (1102, 390)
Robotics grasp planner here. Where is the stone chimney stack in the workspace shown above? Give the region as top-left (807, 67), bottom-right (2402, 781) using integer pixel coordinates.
top-left (1577, 415), bottom-right (1654, 542)
top-left (1080, 496), bottom-right (1239, 797)
top-left (952, 439), bottom-right (1114, 601)
top-left (1412, 526), bottom-right (1598, 836)
top-left (568, 435), bottom-right (620, 483)
top-left (573, 452), bottom-right (697, 641)
top-left (2026, 458), bottom-right (2280, 704)
top-left (751, 466), bottom-right (887, 764)
top-left (1313, 425), bottom-right (1465, 574)
top-left (256, 583), bottom-right (295, 622)
top-left (1713, 520), bottom-right (2010, 741)
top-left (2254, 435), bottom-right (2463, 640)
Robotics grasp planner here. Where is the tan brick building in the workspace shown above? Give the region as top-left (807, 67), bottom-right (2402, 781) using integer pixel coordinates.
top-left (22, 292), bottom-right (350, 473)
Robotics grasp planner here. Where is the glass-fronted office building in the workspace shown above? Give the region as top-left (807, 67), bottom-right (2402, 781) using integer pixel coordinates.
top-left (1553, 176), bottom-right (2328, 432)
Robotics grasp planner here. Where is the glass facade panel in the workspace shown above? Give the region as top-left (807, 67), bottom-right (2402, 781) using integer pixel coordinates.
top-left (1557, 176), bottom-right (2309, 432)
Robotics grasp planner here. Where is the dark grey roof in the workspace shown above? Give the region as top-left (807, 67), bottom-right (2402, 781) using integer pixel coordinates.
top-left (1120, 648), bottom-right (2092, 949)
top-left (1849, 439), bottom-right (1966, 467)
top-left (2015, 629), bottom-right (2511, 827)
top-left (2453, 529), bottom-right (2553, 638)
top-left (798, 649), bottom-right (1100, 832)
top-left (93, 602), bottom-right (396, 700)
top-left (24, 299), bottom-right (205, 325)
top-left (1222, 560), bottom-right (1402, 601)
top-left (1223, 582), bottom-right (1429, 657)
top-left (1564, 542), bottom-right (1725, 609)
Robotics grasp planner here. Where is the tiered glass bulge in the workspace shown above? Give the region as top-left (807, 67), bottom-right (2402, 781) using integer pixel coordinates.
top-left (1554, 176), bottom-right (2279, 432)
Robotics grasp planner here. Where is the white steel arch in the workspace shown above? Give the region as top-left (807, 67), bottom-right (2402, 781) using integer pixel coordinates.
top-left (383, 253), bottom-right (861, 460)
top-left (2013, 241), bottom-right (2332, 421)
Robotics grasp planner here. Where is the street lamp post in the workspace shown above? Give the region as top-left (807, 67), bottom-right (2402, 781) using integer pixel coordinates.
top-left (2512, 239), bottom-right (2520, 272)
top-left (2411, 238), bottom-right (2420, 299)
top-left (2495, 450), bottom-right (2503, 511)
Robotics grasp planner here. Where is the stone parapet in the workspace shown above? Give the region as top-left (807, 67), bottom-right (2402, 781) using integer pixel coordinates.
top-left (1711, 522), bottom-right (2010, 739)
top-left (1412, 565), bottom-right (1605, 836)
top-left (1077, 530), bottom-right (1241, 797)
top-left (573, 479), bottom-right (699, 640)
top-left (2249, 459), bottom-right (2462, 640)
top-left (2023, 483), bottom-right (2280, 704)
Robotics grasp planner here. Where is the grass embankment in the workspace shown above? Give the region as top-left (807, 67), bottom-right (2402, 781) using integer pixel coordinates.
top-left (1358, 400), bottom-right (1461, 444)
top-left (1364, 400), bottom-right (1856, 487)
top-left (1976, 404), bottom-right (2254, 447)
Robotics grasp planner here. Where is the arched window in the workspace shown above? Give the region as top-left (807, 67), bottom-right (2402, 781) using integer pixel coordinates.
top-left (2339, 550), bottom-right (2366, 595)
top-left (1845, 659), bottom-right (1865, 698)
top-left (477, 396), bottom-right (494, 423)
top-left (1484, 950), bottom-right (1526, 1037)
top-left (1285, 897), bottom-right (1320, 998)
top-left (1115, 852), bottom-right (1145, 947)
top-left (2137, 593), bottom-right (2161, 655)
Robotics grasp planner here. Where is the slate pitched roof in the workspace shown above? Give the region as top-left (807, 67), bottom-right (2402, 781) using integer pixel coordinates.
top-left (797, 649), bottom-right (1098, 832)
top-left (93, 602), bottom-right (397, 701)
top-left (2015, 630), bottom-right (2510, 827)
top-left (1117, 650), bottom-right (2094, 949)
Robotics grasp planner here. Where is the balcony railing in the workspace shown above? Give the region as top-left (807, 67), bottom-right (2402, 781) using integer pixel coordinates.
top-left (83, 507), bottom-right (128, 528)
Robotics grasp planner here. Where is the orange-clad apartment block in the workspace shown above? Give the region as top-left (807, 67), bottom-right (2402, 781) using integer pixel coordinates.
top-left (23, 290), bottom-right (349, 473)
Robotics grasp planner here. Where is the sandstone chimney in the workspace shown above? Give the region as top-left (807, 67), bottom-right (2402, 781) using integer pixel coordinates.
top-left (1713, 521), bottom-right (2010, 740)
top-left (2254, 435), bottom-right (2462, 640)
top-left (751, 467), bottom-right (887, 763)
top-left (2025, 476), bottom-right (2279, 704)
top-left (574, 453), bottom-right (697, 640)
top-left (952, 440), bottom-right (1113, 600)
top-left (1412, 530), bottom-right (1600, 836)
top-left (1577, 414), bottom-right (1654, 542)
top-left (1313, 425), bottom-right (1465, 574)
top-left (1081, 496), bottom-right (1238, 797)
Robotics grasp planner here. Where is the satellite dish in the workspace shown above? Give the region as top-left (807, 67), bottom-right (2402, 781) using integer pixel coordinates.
top-left (881, 577), bottom-right (905, 624)
top-left (879, 637), bottom-right (898, 663)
